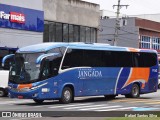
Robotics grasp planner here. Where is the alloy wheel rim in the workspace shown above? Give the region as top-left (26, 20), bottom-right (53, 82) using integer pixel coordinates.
top-left (133, 86), bottom-right (138, 96)
top-left (64, 90), bottom-right (71, 101)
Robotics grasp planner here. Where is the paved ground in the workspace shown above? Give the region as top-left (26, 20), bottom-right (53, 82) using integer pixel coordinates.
top-left (0, 90), bottom-right (160, 120)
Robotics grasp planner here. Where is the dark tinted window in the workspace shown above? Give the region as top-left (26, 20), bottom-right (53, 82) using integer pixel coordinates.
top-left (62, 49), bottom-right (83, 69)
top-left (134, 52), bottom-right (157, 67)
top-left (113, 51), bottom-right (133, 67)
top-left (62, 49), bottom-right (157, 69)
top-left (83, 50), bottom-right (103, 67)
top-left (40, 54), bottom-right (63, 79)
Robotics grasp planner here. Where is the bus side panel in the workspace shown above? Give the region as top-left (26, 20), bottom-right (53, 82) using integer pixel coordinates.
top-left (141, 66), bottom-right (158, 93)
top-left (116, 67), bottom-right (158, 95)
top-left (55, 69), bottom-right (84, 98)
top-left (81, 68), bottom-right (121, 96)
top-left (56, 68), bottom-right (122, 97)
top-left (116, 68), bottom-right (131, 94)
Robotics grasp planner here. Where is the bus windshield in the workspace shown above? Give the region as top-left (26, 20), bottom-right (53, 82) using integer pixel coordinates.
top-left (9, 53), bottom-right (44, 84)
top-left (9, 47), bottom-right (64, 84)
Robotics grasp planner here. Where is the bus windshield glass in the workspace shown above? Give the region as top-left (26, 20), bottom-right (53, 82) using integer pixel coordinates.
top-left (9, 53), bottom-right (44, 84)
top-left (9, 47), bottom-right (65, 84)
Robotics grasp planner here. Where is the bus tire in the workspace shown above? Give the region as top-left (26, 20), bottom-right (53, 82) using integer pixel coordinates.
top-left (33, 99), bottom-right (44, 104)
top-left (125, 84), bottom-right (140, 98)
top-left (158, 84), bottom-right (160, 89)
top-left (0, 89), bottom-right (5, 97)
top-left (60, 87), bottom-right (73, 104)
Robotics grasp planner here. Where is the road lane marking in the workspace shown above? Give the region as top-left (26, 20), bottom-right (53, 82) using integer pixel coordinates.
top-left (0, 100), bottom-right (32, 105)
top-left (97, 107), bottom-right (137, 111)
top-left (111, 99), bottom-right (160, 104)
top-left (49, 103), bottom-right (93, 109)
top-left (79, 105), bottom-right (121, 111)
top-left (145, 101), bottom-right (160, 104)
top-left (64, 104), bottom-right (108, 109)
top-left (112, 99), bottom-right (160, 102)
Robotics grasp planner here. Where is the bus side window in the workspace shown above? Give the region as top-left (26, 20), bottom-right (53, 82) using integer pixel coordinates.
top-left (41, 59), bottom-right (50, 79)
top-left (62, 49), bottom-right (83, 69)
top-left (133, 52), bottom-right (157, 67)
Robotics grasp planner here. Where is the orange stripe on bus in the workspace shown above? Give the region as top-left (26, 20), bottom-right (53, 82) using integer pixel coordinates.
top-left (128, 48), bottom-right (139, 52)
top-left (123, 68), bottom-right (150, 88)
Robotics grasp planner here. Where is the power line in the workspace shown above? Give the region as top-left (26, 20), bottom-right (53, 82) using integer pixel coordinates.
top-left (100, 25), bottom-right (139, 35)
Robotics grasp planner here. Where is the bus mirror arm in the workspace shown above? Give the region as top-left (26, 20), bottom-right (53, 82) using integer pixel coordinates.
top-left (2, 54), bottom-right (15, 67)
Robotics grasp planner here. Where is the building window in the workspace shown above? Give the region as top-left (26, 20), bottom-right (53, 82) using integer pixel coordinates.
top-left (63, 24), bottom-right (69, 42)
top-left (69, 25), bottom-right (74, 42)
top-left (86, 27), bottom-right (91, 43)
top-left (49, 22), bottom-right (56, 42)
top-left (80, 26), bottom-right (86, 42)
top-left (43, 22), bottom-right (49, 42)
top-left (140, 35), bottom-right (160, 50)
top-left (91, 28), bottom-right (96, 43)
top-left (152, 37), bottom-right (160, 50)
top-left (56, 23), bottom-right (63, 42)
top-left (73, 25), bottom-right (80, 42)
top-left (43, 21), bottom-right (97, 43)
top-left (140, 36), bottom-right (151, 49)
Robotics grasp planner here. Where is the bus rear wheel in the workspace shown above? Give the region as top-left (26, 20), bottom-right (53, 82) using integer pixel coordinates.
top-left (33, 99), bottom-right (44, 104)
top-left (125, 84), bottom-right (140, 98)
top-left (60, 87), bottom-right (73, 104)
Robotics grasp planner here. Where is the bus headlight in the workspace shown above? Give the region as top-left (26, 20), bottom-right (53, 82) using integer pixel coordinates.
top-left (31, 82), bottom-right (48, 90)
top-left (42, 88), bottom-right (50, 93)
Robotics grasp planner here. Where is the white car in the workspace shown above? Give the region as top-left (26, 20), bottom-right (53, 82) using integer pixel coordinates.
top-left (0, 70), bottom-right (9, 97)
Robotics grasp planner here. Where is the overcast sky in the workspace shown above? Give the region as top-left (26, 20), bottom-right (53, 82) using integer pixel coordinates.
top-left (83, 0), bottom-right (160, 15)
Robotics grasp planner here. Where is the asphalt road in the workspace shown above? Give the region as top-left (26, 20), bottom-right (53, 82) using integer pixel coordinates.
top-left (0, 89), bottom-right (160, 120)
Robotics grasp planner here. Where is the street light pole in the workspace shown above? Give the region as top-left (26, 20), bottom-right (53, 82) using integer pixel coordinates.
top-left (113, 0), bottom-right (129, 46)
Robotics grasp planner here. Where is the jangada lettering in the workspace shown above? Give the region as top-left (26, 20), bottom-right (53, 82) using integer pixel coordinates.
top-left (78, 70), bottom-right (103, 78)
top-left (0, 11), bottom-right (25, 23)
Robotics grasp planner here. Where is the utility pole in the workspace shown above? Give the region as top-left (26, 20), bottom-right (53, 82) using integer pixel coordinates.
top-left (113, 0), bottom-right (129, 46)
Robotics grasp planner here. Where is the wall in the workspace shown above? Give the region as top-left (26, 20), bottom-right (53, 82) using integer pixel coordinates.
top-left (0, 0), bottom-right (43, 10)
top-left (0, 28), bottom-right (42, 48)
top-left (0, 0), bottom-right (43, 48)
top-left (43, 0), bottom-right (100, 28)
top-left (98, 18), bottom-right (139, 48)
top-left (131, 14), bottom-right (160, 23)
top-left (136, 18), bottom-right (160, 32)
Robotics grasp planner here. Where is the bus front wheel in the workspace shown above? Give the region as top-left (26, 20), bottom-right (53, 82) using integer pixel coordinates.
top-left (33, 99), bottom-right (44, 104)
top-left (125, 84), bottom-right (140, 98)
top-left (60, 87), bottom-right (73, 104)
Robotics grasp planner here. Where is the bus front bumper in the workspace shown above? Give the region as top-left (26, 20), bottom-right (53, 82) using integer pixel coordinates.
top-left (8, 87), bottom-right (59, 100)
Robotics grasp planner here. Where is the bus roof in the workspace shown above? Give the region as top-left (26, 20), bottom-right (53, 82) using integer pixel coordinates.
top-left (17, 42), bottom-right (157, 53)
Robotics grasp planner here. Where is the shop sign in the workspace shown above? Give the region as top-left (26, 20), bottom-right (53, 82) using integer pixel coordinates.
top-left (0, 11), bottom-right (25, 24)
top-left (0, 4), bottom-right (44, 32)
